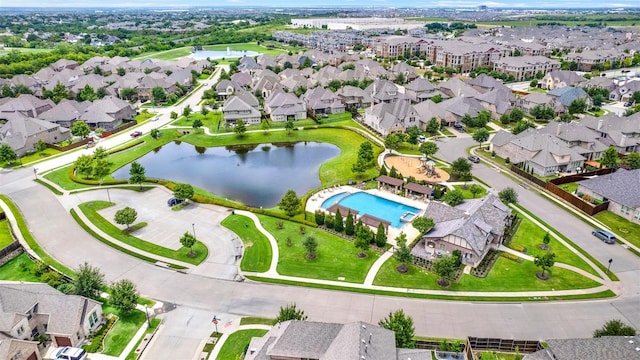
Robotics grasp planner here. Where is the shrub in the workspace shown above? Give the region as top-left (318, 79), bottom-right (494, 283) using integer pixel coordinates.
top-left (501, 252), bottom-right (523, 263)
top-left (83, 315), bottom-right (116, 353)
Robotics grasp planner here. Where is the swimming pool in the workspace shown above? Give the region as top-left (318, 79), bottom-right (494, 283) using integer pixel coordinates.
top-left (321, 192), bottom-right (420, 228)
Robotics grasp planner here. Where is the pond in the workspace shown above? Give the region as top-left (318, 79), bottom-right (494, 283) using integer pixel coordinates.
top-left (189, 49), bottom-right (261, 60)
top-left (112, 141), bottom-right (340, 208)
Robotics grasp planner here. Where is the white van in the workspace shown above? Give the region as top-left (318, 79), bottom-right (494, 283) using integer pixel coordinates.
top-left (53, 347), bottom-right (87, 360)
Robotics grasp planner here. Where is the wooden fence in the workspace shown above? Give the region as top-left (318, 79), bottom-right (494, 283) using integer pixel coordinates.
top-left (467, 337), bottom-right (543, 356)
top-left (46, 137), bottom-right (91, 152)
top-left (100, 120), bottom-right (137, 138)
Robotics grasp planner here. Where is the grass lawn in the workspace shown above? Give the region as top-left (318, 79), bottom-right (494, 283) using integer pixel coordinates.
top-left (0, 47), bottom-right (53, 56)
top-left (373, 255), bottom-right (601, 292)
top-left (205, 42), bottom-right (287, 57)
top-left (594, 210), bottom-right (640, 249)
top-left (221, 214), bottom-right (272, 272)
top-left (558, 182), bottom-right (578, 194)
top-left (182, 127), bottom-right (382, 187)
top-left (102, 303), bottom-right (147, 356)
top-left (135, 111), bottom-right (157, 124)
top-left (477, 352), bottom-right (522, 360)
top-left (0, 218), bottom-right (13, 248)
top-left (509, 217), bottom-right (599, 277)
top-left (216, 329), bottom-right (268, 360)
top-left (0, 253), bottom-right (40, 282)
top-left (240, 317), bottom-right (274, 326)
top-left (78, 201), bottom-right (208, 265)
top-left (0, 195), bottom-right (76, 278)
top-left (172, 112), bottom-right (222, 132)
top-left (258, 215), bottom-right (379, 283)
top-left (452, 184), bottom-right (487, 199)
top-left (124, 318), bottom-right (161, 360)
top-left (134, 47), bottom-right (193, 61)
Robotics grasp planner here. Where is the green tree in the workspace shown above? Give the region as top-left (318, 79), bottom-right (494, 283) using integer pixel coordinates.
top-left (284, 119), bottom-right (295, 135)
top-left (385, 132), bottom-right (404, 151)
top-left (354, 224), bottom-right (373, 257)
top-left (378, 310), bottom-right (415, 348)
top-left (74, 262), bottom-right (105, 299)
top-left (96, 87), bottom-right (107, 99)
top-left (351, 158), bottom-right (367, 178)
top-left (0, 144), bottom-right (17, 164)
top-left (542, 232), bottom-right (551, 250)
top-left (472, 128), bottom-right (490, 150)
top-left (151, 86), bottom-right (166, 104)
top-left (534, 252), bottom-right (556, 278)
top-left (512, 120), bottom-right (536, 135)
top-left (303, 236), bottom-right (318, 259)
top-left (568, 98), bottom-right (587, 114)
top-left (433, 255), bottom-right (458, 287)
top-left (509, 108), bottom-right (524, 123)
top-left (394, 72), bottom-right (406, 85)
top-left (278, 189), bottom-right (301, 217)
top-left (395, 232), bottom-right (412, 271)
top-left (192, 118), bottom-right (203, 131)
top-left (358, 141), bottom-right (375, 164)
top-left (1, 84), bottom-right (14, 97)
top-left (114, 207), bottom-right (137, 230)
top-left (334, 209), bottom-right (344, 232)
top-left (71, 121), bottom-right (90, 138)
top-left (469, 184), bottom-right (483, 198)
top-left (442, 189), bottom-right (464, 206)
top-left (150, 128), bottom-right (160, 139)
top-left (170, 111), bottom-right (178, 120)
top-left (93, 146), bottom-right (107, 160)
top-left (79, 84), bottom-right (97, 102)
top-left (431, 94), bottom-right (443, 103)
top-left (600, 146), bottom-right (619, 169)
top-left (345, 210), bottom-right (355, 236)
top-left (451, 157), bottom-right (472, 178)
top-left (120, 87), bottom-right (137, 101)
top-left (498, 187), bottom-right (518, 205)
top-left (261, 120), bottom-right (270, 135)
top-left (173, 183), bottom-right (194, 202)
top-left (419, 141), bottom-right (438, 159)
top-left (593, 319), bottom-right (637, 337)
top-left (180, 231), bottom-right (197, 257)
top-left (273, 303), bottom-right (308, 325)
top-left (74, 154), bottom-right (94, 178)
top-left (183, 105), bottom-right (192, 117)
top-left (51, 82), bottom-right (71, 103)
top-left (110, 279), bottom-right (138, 314)
top-left (412, 217), bottom-right (435, 235)
top-left (426, 117), bottom-right (440, 136)
top-left (406, 126), bottom-right (421, 148)
top-left (129, 161), bottom-right (146, 189)
top-left (625, 152), bottom-right (640, 169)
top-left (92, 159), bottom-right (111, 185)
top-left (35, 139), bottom-right (47, 152)
top-left (117, 67), bottom-right (126, 76)
top-left (375, 223), bottom-right (387, 247)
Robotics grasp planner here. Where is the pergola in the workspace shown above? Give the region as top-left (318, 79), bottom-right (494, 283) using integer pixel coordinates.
top-left (376, 175), bottom-right (404, 192)
top-left (405, 182), bottom-right (432, 199)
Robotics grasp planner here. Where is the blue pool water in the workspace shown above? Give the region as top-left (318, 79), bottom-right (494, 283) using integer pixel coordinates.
top-left (321, 192), bottom-right (420, 228)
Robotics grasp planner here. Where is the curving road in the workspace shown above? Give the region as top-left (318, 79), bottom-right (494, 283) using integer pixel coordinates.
top-left (1, 110), bottom-right (639, 357)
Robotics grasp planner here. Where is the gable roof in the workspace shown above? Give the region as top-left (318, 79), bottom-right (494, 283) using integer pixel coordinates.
top-left (578, 169), bottom-right (640, 208)
top-left (0, 114), bottom-right (62, 150)
top-left (547, 86), bottom-right (588, 107)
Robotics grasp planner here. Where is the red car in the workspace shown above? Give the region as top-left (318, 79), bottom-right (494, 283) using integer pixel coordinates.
top-left (130, 131), bottom-right (142, 137)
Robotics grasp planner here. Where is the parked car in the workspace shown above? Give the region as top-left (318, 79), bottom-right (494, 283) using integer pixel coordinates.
top-left (167, 197), bottom-right (184, 207)
top-left (418, 135), bottom-right (427, 143)
top-left (453, 123), bottom-right (466, 132)
top-left (54, 347), bottom-right (87, 360)
top-left (592, 229), bottom-right (616, 244)
top-left (468, 155), bottom-right (480, 163)
top-left (130, 130), bottom-right (143, 137)
top-left (623, 102), bottom-right (633, 107)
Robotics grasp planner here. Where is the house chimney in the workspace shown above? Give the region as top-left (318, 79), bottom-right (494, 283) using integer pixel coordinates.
top-left (556, 123), bottom-right (561, 136)
top-left (620, 135), bottom-right (626, 147)
top-left (369, 333), bottom-right (372, 344)
top-left (597, 119), bottom-right (603, 130)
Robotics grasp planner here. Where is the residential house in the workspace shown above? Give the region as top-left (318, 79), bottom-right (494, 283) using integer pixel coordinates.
top-left (301, 87), bottom-right (345, 116)
top-left (490, 128), bottom-right (585, 176)
top-left (38, 100), bottom-right (89, 128)
top-left (438, 77), bottom-right (480, 98)
top-left (581, 76), bottom-right (616, 93)
top-left (517, 92), bottom-right (560, 116)
top-left (363, 99), bottom-right (422, 136)
top-left (609, 79), bottom-right (640, 102)
top-left (222, 91), bottom-right (262, 125)
top-left (523, 336), bottom-right (640, 360)
top-left (390, 62), bottom-right (418, 83)
top-left (476, 87), bottom-right (515, 117)
top-left (366, 79), bottom-right (403, 104)
top-left (215, 79), bottom-right (243, 100)
top-left (49, 58), bottom-right (79, 71)
top-left (412, 194), bottom-right (512, 267)
top-left (538, 121), bottom-right (607, 162)
top-left (581, 114), bottom-right (640, 153)
top-left (414, 100), bottom-right (446, 127)
top-left (437, 96), bottom-right (485, 126)
top-left (0, 113), bottom-right (71, 156)
top-left (547, 86), bottom-right (590, 109)
top-left (404, 78), bottom-right (437, 103)
top-left (81, 96), bottom-right (135, 130)
top-left (0, 282), bottom-right (103, 349)
top-left (466, 74), bottom-right (507, 94)
top-left (577, 169), bottom-right (640, 224)
top-left (245, 320), bottom-right (424, 360)
top-left (0, 95), bottom-right (54, 118)
top-left (491, 56), bottom-right (560, 82)
top-left (336, 85), bottom-right (374, 111)
top-left (540, 70), bottom-right (585, 90)
top-left (0, 338), bottom-right (41, 360)
top-left (264, 90), bottom-right (307, 122)
top-left (137, 76), bottom-right (176, 101)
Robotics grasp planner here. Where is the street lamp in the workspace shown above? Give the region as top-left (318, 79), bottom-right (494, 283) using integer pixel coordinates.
top-left (192, 223), bottom-right (197, 239)
top-left (607, 258), bottom-right (613, 273)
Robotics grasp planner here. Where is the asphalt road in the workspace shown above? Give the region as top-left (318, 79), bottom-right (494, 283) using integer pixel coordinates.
top-left (2, 95), bottom-right (640, 358)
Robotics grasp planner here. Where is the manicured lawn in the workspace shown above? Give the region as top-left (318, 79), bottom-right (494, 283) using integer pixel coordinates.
top-left (0, 47), bottom-right (53, 56)
top-left (594, 210), bottom-right (640, 249)
top-left (134, 47), bottom-right (193, 61)
top-left (558, 182), bottom-right (578, 194)
top-left (135, 111), bottom-right (157, 123)
top-left (509, 217), bottom-right (599, 277)
top-left (172, 112), bottom-right (223, 132)
top-left (216, 329), bottom-right (268, 360)
top-left (0, 218), bottom-right (13, 248)
top-left (78, 201), bottom-right (208, 265)
top-left (258, 215), bottom-right (379, 283)
top-left (0, 195), bottom-right (76, 278)
top-left (240, 317), bottom-right (274, 326)
top-left (452, 184), bottom-right (487, 199)
top-left (478, 352), bottom-right (521, 360)
top-left (0, 253), bottom-right (40, 282)
top-left (102, 303), bottom-right (147, 356)
top-left (182, 127), bottom-right (383, 187)
top-left (221, 214), bottom-right (272, 272)
top-left (205, 42), bottom-right (287, 56)
top-left (43, 165), bottom-right (94, 191)
top-left (124, 318), bottom-right (161, 360)
top-left (374, 255), bottom-right (601, 292)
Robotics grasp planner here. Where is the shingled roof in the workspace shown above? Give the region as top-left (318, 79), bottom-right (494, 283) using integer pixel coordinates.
top-left (578, 169), bottom-right (640, 208)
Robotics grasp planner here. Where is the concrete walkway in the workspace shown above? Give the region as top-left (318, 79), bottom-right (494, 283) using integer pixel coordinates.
top-left (363, 251), bottom-right (393, 286)
top-left (235, 210), bottom-right (280, 276)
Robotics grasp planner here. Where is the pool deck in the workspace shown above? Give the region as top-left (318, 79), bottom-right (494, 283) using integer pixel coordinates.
top-left (306, 186), bottom-right (426, 245)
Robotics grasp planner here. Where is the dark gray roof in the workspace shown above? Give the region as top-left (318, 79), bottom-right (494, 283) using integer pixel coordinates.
top-left (543, 336), bottom-right (640, 360)
top-left (578, 169), bottom-right (640, 208)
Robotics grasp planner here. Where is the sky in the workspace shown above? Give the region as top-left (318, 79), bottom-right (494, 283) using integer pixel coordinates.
top-left (2, 0), bottom-right (639, 9)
